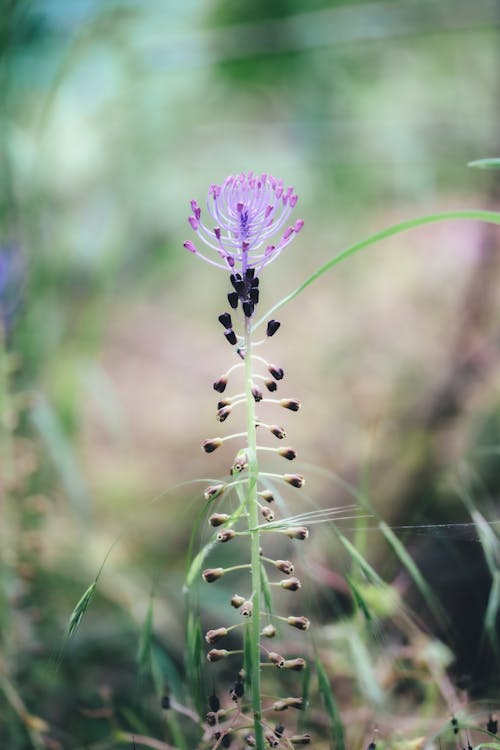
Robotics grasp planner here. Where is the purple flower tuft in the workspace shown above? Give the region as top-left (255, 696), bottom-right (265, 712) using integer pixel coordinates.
top-left (184, 172), bottom-right (303, 274)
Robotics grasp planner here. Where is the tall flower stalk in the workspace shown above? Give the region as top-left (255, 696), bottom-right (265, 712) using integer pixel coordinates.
top-left (185, 173), bottom-right (309, 749)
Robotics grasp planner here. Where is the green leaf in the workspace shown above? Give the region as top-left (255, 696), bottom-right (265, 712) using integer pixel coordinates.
top-left (253, 210), bottom-right (500, 328)
top-left (316, 655), bottom-right (345, 750)
top-left (345, 575), bottom-right (372, 622)
top-left (468, 158), bottom-right (500, 169)
top-left (65, 582), bottom-right (96, 638)
top-left (137, 596), bottom-right (154, 676)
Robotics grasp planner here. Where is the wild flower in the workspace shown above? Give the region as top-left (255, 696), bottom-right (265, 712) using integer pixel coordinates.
top-left (185, 172), bottom-right (309, 749)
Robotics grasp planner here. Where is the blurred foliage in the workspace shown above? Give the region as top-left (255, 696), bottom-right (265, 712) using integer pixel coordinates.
top-left (1, 0), bottom-right (500, 747)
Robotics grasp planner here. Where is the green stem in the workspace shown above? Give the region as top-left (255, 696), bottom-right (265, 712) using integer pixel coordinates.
top-left (244, 316), bottom-right (265, 750)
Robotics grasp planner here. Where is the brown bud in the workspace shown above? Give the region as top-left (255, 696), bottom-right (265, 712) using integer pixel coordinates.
top-left (240, 600), bottom-right (253, 618)
top-left (245, 736), bottom-right (256, 747)
top-left (203, 438), bottom-right (223, 453)
top-left (268, 652), bottom-right (286, 668)
top-left (284, 658), bottom-right (306, 671)
top-left (251, 386), bottom-right (263, 402)
top-left (265, 378), bottom-right (277, 392)
top-left (261, 507), bottom-right (275, 522)
top-left (259, 490), bottom-right (274, 503)
top-left (204, 484), bottom-right (225, 501)
top-left (261, 624), bottom-right (276, 638)
top-left (205, 627), bottom-right (228, 644)
top-left (265, 733), bottom-right (279, 748)
top-left (269, 425), bottom-right (286, 439)
top-left (213, 377), bottom-right (228, 393)
top-left (217, 398), bottom-right (232, 408)
top-left (216, 405), bottom-right (232, 422)
top-left (207, 649), bottom-right (229, 662)
top-left (273, 697), bottom-right (304, 711)
top-left (283, 473), bottom-right (305, 488)
top-left (280, 577), bottom-right (301, 591)
top-left (278, 447), bottom-right (296, 461)
top-left (287, 616), bottom-right (310, 631)
top-left (280, 398), bottom-right (300, 412)
top-left (217, 529), bottom-right (236, 543)
top-left (275, 559), bottom-right (294, 575)
top-left (290, 734), bottom-right (311, 745)
top-left (285, 526), bottom-right (309, 540)
top-left (206, 711), bottom-right (217, 726)
top-left (202, 567), bottom-right (225, 583)
top-left (268, 364), bottom-right (284, 380)
top-left (209, 513), bottom-right (229, 527)
top-left (231, 594), bottom-right (245, 608)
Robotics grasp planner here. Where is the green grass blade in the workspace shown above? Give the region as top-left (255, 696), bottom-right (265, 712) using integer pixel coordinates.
top-left (378, 521), bottom-right (448, 628)
top-left (336, 532), bottom-right (384, 586)
top-left (316, 655), bottom-right (345, 750)
top-left (137, 596), bottom-right (154, 676)
top-left (260, 563), bottom-right (273, 614)
top-left (484, 570), bottom-right (500, 655)
top-left (253, 210), bottom-right (500, 329)
top-left (345, 574), bottom-right (372, 622)
top-left (298, 659), bottom-right (311, 733)
top-left (468, 158), bottom-right (500, 169)
top-left (65, 581), bottom-right (96, 638)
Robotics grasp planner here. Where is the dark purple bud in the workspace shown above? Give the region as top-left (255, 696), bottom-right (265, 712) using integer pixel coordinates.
top-left (487, 716), bottom-right (498, 734)
top-left (265, 379), bottom-right (277, 392)
top-left (276, 559), bottom-right (294, 575)
top-left (202, 567), bottom-right (225, 583)
top-left (251, 277), bottom-right (259, 288)
top-left (245, 268), bottom-right (255, 280)
top-left (202, 438), bottom-right (223, 453)
top-left (274, 725), bottom-right (285, 737)
top-left (222, 732), bottom-right (232, 748)
top-left (278, 447), bottom-right (296, 461)
top-left (224, 329), bottom-right (237, 345)
top-left (251, 386), bottom-right (263, 402)
top-left (213, 377), bottom-right (227, 393)
top-left (209, 513), bottom-right (229, 527)
top-left (268, 364), bottom-right (284, 380)
top-left (228, 292), bottom-right (239, 309)
top-left (287, 615), bottom-right (310, 630)
top-left (266, 320), bottom-right (281, 337)
top-left (249, 288), bottom-right (259, 304)
top-left (161, 695), bottom-right (170, 709)
top-left (217, 405), bottom-right (232, 422)
top-left (243, 301), bottom-right (254, 318)
top-left (280, 398), bottom-right (300, 411)
top-left (218, 312), bottom-right (232, 328)
top-left (206, 711), bottom-right (217, 726)
top-left (269, 425), bottom-right (286, 439)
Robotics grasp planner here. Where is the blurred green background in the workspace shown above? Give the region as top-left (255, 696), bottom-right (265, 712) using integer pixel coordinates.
top-left (1, 1), bottom-right (500, 747)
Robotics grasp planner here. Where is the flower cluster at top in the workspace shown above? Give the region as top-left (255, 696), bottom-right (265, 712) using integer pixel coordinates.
top-left (184, 172), bottom-right (304, 276)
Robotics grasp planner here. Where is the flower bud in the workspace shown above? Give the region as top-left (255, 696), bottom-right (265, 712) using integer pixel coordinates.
top-left (274, 725), bottom-right (284, 738)
top-left (284, 658), bottom-right (306, 671)
top-left (209, 513), bottom-right (229, 527)
top-left (206, 627), bottom-right (229, 644)
top-left (240, 600), bottom-right (253, 618)
top-left (229, 679), bottom-right (244, 701)
top-left (266, 320), bottom-right (281, 337)
top-left (273, 697), bottom-right (304, 711)
top-left (280, 398), bottom-right (301, 411)
top-left (280, 577), bottom-right (301, 591)
top-left (217, 529), bottom-right (236, 543)
top-left (228, 292), bottom-right (239, 309)
top-left (265, 379), bottom-right (277, 392)
top-left (207, 649), bottom-right (229, 662)
top-left (231, 594), bottom-right (245, 608)
top-left (213, 377), bottom-right (227, 393)
top-left (251, 386), bottom-right (263, 402)
top-left (269, 425), bottom-right (286, 439)
top-left (202, 567), bottom-right (225, 583)
top-left (243, 301), bottom-right (254, 318)
top-left (261, 507), bottom-right (275, 522)
top-left (275, 559), bottom-right (294, 575)
top-left (203, 438), bottom-right (223, 453)
top-left (268, 364), bottom-right (284, 380)
top-left (285, 526), bottom-right (309, 539)
top-left (218, 312), bottom-right (232, 328)
top-left (261, 624), bottom-right (276, 638)
top-left (278, 447), bottom-right (296, 461)
top-left (206, 711), bottom-right (217, 726)
top-left (208, 693), bottom-right (220, 712)
top-left (245, 736), bottom-right (256, 747)
top-left (287, 616), bottom-right (310, 631)
top-left (265, 733), bottom-right (279, 748)
top-left (268, 652), bottom-right (286, 668)
top-left (290, 734), bottom-right (311, 745)
top-left (259, 490), bottom-right (274, 503)
top-left (217, 398), bottom-right (232, 408)
top-left (204, 484), bottom-right (225, 501)
top-left (283, 474), bottom-right (305, 488)
top-left (231, 452), bottom-right (248, 474)
top-left (224, 329), bottom-right (237, 346)
top-left (249, 287), bottom-right (259, 304)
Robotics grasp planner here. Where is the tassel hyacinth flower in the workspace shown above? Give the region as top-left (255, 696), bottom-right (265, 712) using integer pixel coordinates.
top-left (186, 172), bottom-right (309, 750)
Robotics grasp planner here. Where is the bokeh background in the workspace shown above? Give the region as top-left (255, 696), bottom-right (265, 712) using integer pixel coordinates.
top-left (1, 1), bottom-right (500, 747)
